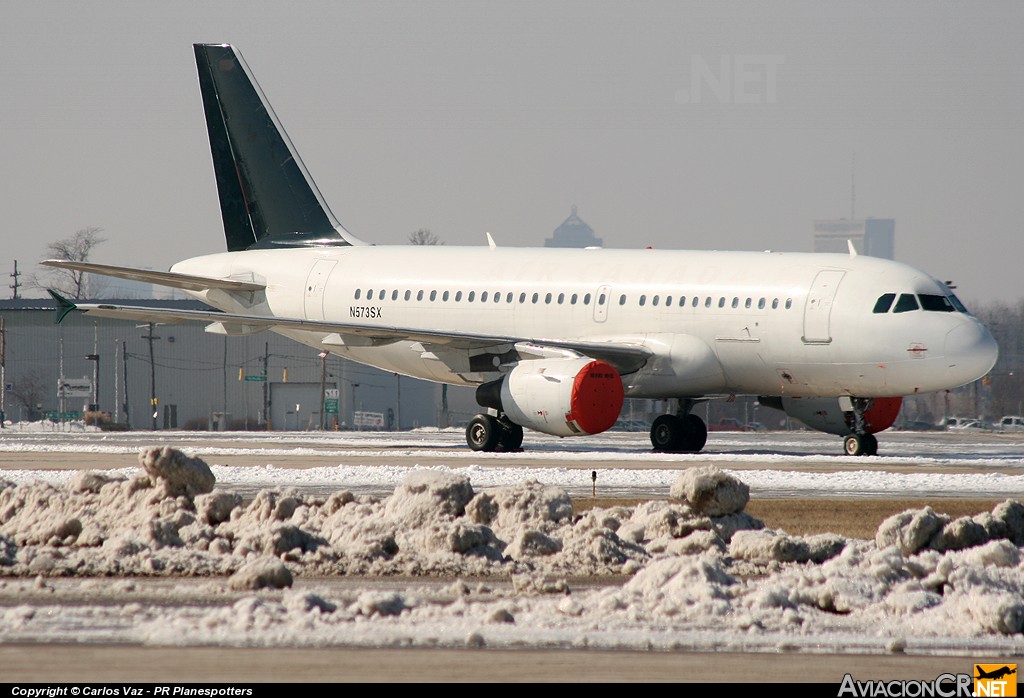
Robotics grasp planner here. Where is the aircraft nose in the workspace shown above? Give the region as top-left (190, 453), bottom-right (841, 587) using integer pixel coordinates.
top-left (944, 320), bottom-right (999, 384)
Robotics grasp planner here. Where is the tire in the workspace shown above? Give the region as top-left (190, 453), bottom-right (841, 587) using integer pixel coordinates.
top-left (466, 414), bottom-right (501, 452)
top-left (498, 420), bottom-right (524, 451)
top-left (680, 413), bottom-right (707, 453)
top-left (650, 415), bottom-right (682, 452)
top-left (844, 434), bottom-right (869, 456)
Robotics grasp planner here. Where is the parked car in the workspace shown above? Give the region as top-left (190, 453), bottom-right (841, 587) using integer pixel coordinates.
top-left (708, 418), bottom-right (753, 432)
top-left (999, 416), bottom-right (1024, 432)
top-left (944, 417), bottom-right (996, 431)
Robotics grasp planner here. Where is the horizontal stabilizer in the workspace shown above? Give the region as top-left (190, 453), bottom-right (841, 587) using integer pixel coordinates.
top-left (41, 260), bottom-right (265, 293)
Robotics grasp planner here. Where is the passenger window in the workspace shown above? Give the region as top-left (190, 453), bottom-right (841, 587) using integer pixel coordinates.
top-left (519, 293), bottom-right (526, 303)
top-left (532, 293), bottom-right (539, 304)
top-left (692, 297), bottom-right (699, 308)
top-left (468, 291), bottom-right (475, 302)
top-left (442, 291), bottom-right (450, 302)
top-left (557, 293), bottom-right (565, 304)
top-left (404, 290), bottom-right (412, 301)
top-left (665, 296), bottom-right (672, 307)
top-left (718, 297), bottom-right (726, 308)
top-left (745, 298), bottom-right (752, 309)
top-left (785, 298), bottom-right (792, 310)
top-left (506, 293), bottom-right (513, 303)
top-left (652, 295), bottom-right (660, 306)
top-left (545, 293), bottom-right (552, 304)
top-left (429, 290), bottom-right (437, 301)
top-left (757, 298), bottom-right (765, 309)
top-left (873, 293), bottom-right (896, 313)
top-left (367, 289), bottom-right (374, 299)
top-left (416, 290), bottom-right (424, 301)
top-left (391, 290), bottom-right (398, 301)
top-left (619, 295), bottom-right (627, 305)
top-left (355, 289), bottom-right (361, 300)
top-left (705, 297), bottom-right (712, 308)
top-left (639, 295), bottom-right (646, 307)
top-left (570, 293), bottom-right (578, 304)
top-left (379, 290), bottom-right (386, 301)
top-left (585, 293), bottom-right (593, 305)
top-left (772, 298), bottom-right (779, 309)
top-left (893, 294), bottom-right (919, 313)
top-left (731, 297), bottom-right (739, 309)
top-left (455, 291), bottom-right (462, 301)
top-left (481, 291), bottom-right (489, 302)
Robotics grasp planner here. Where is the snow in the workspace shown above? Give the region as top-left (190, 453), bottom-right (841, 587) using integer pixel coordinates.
top-left (0, 429), bottom-right (1023, 655)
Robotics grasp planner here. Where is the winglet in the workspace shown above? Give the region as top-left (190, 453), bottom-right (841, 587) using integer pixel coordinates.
top-left (847, 240), bottom-right (858, 257)
top-left (47, 289), bottom-right (77, 325)
top-left (486, 232), bottom-right (497, 249)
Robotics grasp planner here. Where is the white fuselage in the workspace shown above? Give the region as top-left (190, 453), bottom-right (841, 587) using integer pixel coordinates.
top-left (173, 245), bottom-right (997, 400)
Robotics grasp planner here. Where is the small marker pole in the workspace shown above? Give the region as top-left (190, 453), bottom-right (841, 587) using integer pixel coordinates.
top-left (591, 470), bottom-right (597, 497)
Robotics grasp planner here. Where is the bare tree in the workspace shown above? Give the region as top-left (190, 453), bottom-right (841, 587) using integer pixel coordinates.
top-left (408, 228), bottom-right (443, 246)
top-left (9, 369), bottom-right (47, 421)
top-left (34, 226), bottom-right (106, 298)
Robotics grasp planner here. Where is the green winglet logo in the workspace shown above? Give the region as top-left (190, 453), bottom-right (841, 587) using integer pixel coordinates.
top-left (47, 289), bottom-right (77, 324)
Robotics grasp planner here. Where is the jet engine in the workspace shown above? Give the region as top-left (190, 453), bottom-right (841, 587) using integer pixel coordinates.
top-left (759, 396), bottom-right (902, 436)
top-left (476, 358), bottom-right (624, 437)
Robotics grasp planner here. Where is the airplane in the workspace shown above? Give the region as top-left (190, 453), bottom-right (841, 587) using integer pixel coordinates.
top-left (976, 666), bottom-right (1017, 681)
top-left (44, 44), bottom-right (999, 457)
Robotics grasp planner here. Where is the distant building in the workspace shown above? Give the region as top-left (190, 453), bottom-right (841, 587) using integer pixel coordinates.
top-left (813, 218), bottom-right (895, 259)
top-left (0, 298), bottom-right (441, 431)
top-left (544, 206), bottom-right (602, 248)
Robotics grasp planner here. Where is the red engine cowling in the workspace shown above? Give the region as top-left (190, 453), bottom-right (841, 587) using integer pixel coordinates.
top-left (764, 396), bottom-right (903, 436)
top-left (498, 358), bottom-right (624, 437)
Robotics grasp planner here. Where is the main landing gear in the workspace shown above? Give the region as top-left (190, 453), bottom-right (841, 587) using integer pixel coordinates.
top-left (650, 401), bottom-right (707, 453)
top-left (466, 413), bottom-right (524, 452)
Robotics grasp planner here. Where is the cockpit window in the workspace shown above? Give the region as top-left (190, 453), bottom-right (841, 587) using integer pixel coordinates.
top-left (893, 293), bottom-right (919, 313)
top-left (918, 294), bottom-right (955, 312)
top-left (873, 293), bottom-right (896, 313)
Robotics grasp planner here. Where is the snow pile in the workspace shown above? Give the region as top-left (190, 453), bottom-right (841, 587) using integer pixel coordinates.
top-left (0, 449), bottom-right (766, 578)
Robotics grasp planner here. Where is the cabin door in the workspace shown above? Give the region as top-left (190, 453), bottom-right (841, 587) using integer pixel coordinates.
top-left (304, 259), bottom-right (337, 321)
top-left (802, 270), bottom-right (845, 344)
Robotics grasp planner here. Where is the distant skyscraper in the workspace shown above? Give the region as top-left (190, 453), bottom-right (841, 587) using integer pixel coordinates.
top-left (813, 218), bottom-right (895, 259)
top-left (544, 205), bottom-right (602, 248)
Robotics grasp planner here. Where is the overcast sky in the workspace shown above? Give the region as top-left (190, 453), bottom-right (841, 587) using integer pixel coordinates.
top-left (2, 1), bottom-right (1022, 305)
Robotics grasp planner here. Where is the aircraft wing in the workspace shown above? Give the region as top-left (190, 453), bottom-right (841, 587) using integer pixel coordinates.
top-left (48, 293), bottom-right (652, 375)
top-left (40, 260), bottom-right (265, 293)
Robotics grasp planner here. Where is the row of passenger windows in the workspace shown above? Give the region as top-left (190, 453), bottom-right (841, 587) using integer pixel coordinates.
top-left (354, 288), bottom-right (794, 310)
top-left (873, 293), bottom-right (966, 314)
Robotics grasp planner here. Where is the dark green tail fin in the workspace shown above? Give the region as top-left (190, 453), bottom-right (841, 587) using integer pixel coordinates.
top-left (193, 44), bottom-right (363, 251)
top-left (48, 289), bottom-right (77, 324)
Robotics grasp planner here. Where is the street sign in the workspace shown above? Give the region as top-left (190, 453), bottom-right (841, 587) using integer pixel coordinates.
top-left (325, 388), bottom-right (339, 399)
top-left (244, 375), bottom-right (267, 382)
top-left (325, 398), bottom-right (339, 414)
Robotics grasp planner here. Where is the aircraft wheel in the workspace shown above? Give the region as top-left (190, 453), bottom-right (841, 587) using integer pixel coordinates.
top-left (863, 433), bottom-right (878, 456)
top-left (843, 434), bottom-right (877, 456)
top-left (467, 414), bottom-right (501, 452)
top-left (651, 415), bottom-right (682, 452)
top-left (680, 414), bottom-right (708, 453)
top-left (498, 419), bottom-right (524, 451)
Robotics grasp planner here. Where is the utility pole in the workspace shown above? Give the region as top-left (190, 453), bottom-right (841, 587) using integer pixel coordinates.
top-left (122, 339), bottom-right (130, 429)
top-left (262, 341), bottom-right (270, 430)
top-left (0, 318), bottom-right (6, 427)
top-left (141, 323), bottom-right (160, 429)
top-left (9, 261), bottom-right (20, 300)
top-left (319, 351), bottom-right (327, 430)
